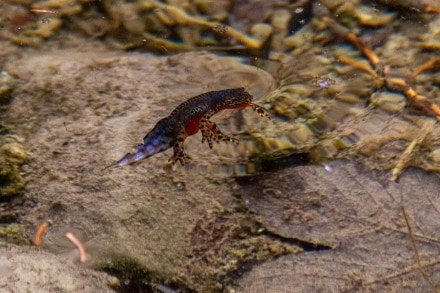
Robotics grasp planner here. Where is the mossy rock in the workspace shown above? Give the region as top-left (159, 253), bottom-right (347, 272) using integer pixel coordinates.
top-left (0, 135), bottom-right (27, 198)
top-left (0, 224), bottom-right (28, 244)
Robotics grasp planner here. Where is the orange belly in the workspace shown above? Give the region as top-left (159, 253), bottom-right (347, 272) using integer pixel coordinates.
top-left (185, 116), bottom-right (202, 136)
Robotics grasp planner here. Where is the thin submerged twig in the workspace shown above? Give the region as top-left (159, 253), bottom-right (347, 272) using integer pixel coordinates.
top-left (401, 206), bottom-right (439, 292)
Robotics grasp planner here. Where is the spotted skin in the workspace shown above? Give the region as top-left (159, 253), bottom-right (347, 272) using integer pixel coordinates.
top-left (200, 118), bottom-right (239, 149)
top-left (107, 88), bottom-right (270, 168)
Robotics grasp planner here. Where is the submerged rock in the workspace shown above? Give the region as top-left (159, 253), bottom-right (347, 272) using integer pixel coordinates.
top-left (0, 244), bottom-right (119, 292)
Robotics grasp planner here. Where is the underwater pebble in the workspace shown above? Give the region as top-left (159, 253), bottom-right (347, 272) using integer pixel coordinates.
top-left (370, 92), bottom-right (406, 113)
top-left (250, 23), bottom-right (273, 43)
top-left (428, 148), bottom-right (440, 164)
top-left (354, 5), bottom-right (396, 26)
top-left (174, 181), bottom-right (186, 191)
top-left (0, 70), bottom-right (14, 103)
top-left (288, 124), bottom-right (315, 145)
top-left (335, 93), bottom-right (363, 104)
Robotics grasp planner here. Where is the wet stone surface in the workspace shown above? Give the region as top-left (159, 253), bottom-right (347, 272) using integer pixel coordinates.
top-left (1, 0), bottom-right (440, 290)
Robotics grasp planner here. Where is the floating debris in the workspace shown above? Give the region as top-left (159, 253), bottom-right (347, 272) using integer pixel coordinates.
top-left (312, 76), bottom-right (336, 89)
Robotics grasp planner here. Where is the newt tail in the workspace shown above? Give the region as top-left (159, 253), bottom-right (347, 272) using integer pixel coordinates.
top-left (105, 117), bottom-right (177, 168)
top-left (105, 135), bottom-right (170, 168)
top-left (107, 88), bottom-right (270, 168)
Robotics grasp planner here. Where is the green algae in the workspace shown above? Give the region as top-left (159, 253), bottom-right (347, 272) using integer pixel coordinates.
top-left (0, 223), bottom-right (27, 244)
top-left (0, 133), bottom-right (27, 198)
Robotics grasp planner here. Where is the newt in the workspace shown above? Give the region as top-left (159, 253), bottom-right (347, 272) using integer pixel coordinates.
top-left (107, 87), bottom-right (270, 168)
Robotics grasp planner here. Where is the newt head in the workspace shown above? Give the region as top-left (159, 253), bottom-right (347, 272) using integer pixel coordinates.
top-left (214, 87), bottom-right (253, 111)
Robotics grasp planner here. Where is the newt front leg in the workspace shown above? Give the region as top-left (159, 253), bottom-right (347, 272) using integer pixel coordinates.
top-left (250, 103), bottom-right (271, 119)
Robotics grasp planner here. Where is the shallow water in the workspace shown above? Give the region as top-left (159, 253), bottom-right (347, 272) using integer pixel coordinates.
top-left (1, 1), bottom-right (440, 292)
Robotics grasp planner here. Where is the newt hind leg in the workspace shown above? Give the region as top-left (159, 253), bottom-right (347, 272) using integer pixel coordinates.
top-left (199, 117), bottom-right (239, 149)
top-left (170, 132), bottom-right (191, 165)
top-left (210, 122), bottom-right (239, 145)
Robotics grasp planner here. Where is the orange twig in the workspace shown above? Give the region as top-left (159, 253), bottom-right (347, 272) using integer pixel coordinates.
top-left (412, 58), bottom-right (439, 77)
top-left (65, 232), bottom-right (87, 263)
top-left (325, 13), bottom-right (440, 121)
top-left (338, 56), bottom-right (380, 79)
top-left (389, 78), bottom-right (440, 119)
top-left (406, 93), bottom-right (440, 120)
top-left (425, 7), bottom-right (440, 13)
top-left (322, 16), bottom-right (350, 37)
top-left (35, 221), bottom-right (49, 246)
top-left (346, 33), bottom-right (380, 67)
top-left (323, 16), bottom-right (380, 68)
